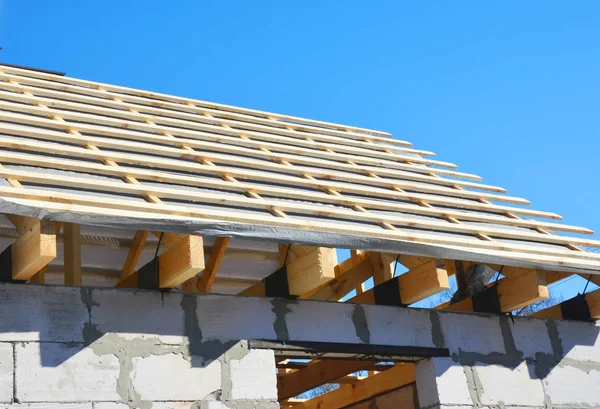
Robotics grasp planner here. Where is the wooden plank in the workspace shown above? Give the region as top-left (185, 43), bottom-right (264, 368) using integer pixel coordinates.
top-left (350, 259), bottom-right (449, 305)
top-left (0, 150), bottom-right (578, 230)
top-left (6, 214), bottom-right (39, 234)
top-left (1, 168), bottom-right (596, 250)
top-left (294, 364), bottom-right (415, 409)
top-left (11, 220), bottom-right (57, 280)
top-left (447, 269), bottom-right (549, 313)
top-left (0, 117), bottom-right (517, 203)
top-left (63, 223), bottom-right (82, 286)
top-left (120, 230), bottom-right (149, 280)
top-left (158, 235), bottom-right (205, 288)
top-left (0, 140), bottom-right (561, 223)
top-left (0, 91), bottom-right (470, 179)
top-left (240, 246), bottom-right (337, 297)
top-left (0, 65), bottom-right (406, 144)
top-left (4, 190), bottom-right (600, 273)
top-left (277, 360), bottom-right (377, 401)
top-left (370, 252), bottom-right (394, 285)
top-left (197, 237), bottom-right (230, 292)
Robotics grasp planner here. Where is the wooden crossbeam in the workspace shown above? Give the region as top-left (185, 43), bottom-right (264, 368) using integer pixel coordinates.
top-left (239, 246), bottom-right (337, 297)
top-left (445, 269), bottom-right (549, 313)
top-left (63, 223), bottom-right (82, 286)
top-left (277, 360), bottom-right (377, 401)
top-left (197, 237), bottom-right (230, 292)
top-left (8, 217), bottom-right (57, 281)
top-left (294, 364), bottom-right (414, 409)
top-left (120, 230), bottom-right (149, 281)
top-left (531, 289), bottom-right (600, 320)
top-left (349, 260), bottom-right (449, 306)
top-left (116, 235), bottom-right (204, 289)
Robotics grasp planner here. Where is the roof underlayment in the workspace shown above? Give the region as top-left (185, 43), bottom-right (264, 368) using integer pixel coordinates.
top-left (0, 63), bottom-right (599, 287)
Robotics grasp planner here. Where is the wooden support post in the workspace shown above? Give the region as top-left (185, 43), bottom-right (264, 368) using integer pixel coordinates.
top-left (531, 289), bottom-right (600, 320)
top-left (10, 218), bottom-right (57, 281)
top-left (446, 269), bottom-right (549, 313)
top-left (277, 360), bottom-right (377, 401)
top-left (349, 259), bottom-right (449, 305)
top-left (197, 237), bottom-right (230, 292)
top-left (294, 364), bottom-right (415, 409)
top-left (63, 223), bottom-right (82, 286)
top-left (120, 230), bottom-right (149, 281)
top-left (239, 246), bottom-right (337, 297)
top-left (370, 252), bottom-right (394, 285)
top-left (301, 251), bottom-right (373, 301)
top-left (116, 235), bottom-right (204, 289)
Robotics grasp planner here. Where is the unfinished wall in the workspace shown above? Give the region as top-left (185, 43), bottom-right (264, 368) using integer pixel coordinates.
top-left (0, 283), bottom-right (599, 408)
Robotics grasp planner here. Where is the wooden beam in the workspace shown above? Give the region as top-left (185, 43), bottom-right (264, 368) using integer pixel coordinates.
top-left (301, 251), bottom-right (373, 301)
top-left (239, 246), bottom-right (337, 297)
top-left (151, 231), bottom-right (187, 247)
top-left (6, 214), bottom-right (39, 234)
top-left (120, 230), bottom-right (149, 280)
top-left (158, 235), bottom-right (204, 288)
top-left (11, 219), bottom-right (57, 281)
top-left (197, 237), bottom-right (230, 292)
top-left (446, 269), bottom-right (549, 313)
top-left (370, 252), bottom-right (394, 285)
top-left (531, 289), bottom-right (600, 320)
top-left (294, 364), bottom-right (414, 409)
top-left (349, 259), bottom-right (449, 305)
top-left (63, 223), bottom-right (82, 286)
top-left (116, 235), bottom-right (204, 288)
top-left (277, 360), bottom-right (377, 401)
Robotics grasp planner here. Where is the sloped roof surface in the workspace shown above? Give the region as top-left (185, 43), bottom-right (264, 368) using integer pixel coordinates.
top-left (0, 63), bottom-right (598, 275)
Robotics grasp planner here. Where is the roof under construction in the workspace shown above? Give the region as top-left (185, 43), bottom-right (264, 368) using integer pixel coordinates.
top-left (0, 63), bottom-right (598, 282)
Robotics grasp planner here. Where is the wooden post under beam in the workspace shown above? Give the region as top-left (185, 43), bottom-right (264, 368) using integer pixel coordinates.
top-left (239, 246), bottom-right (337, 297)
top-left (10, 219), bottom-right (57, 281)
top-left (120, 230), bottom-right (149, 281)
top-left (197, 236), bottom-right (230, 292)
top-left (116, 235), bottom-right (204, 289)
top-left (277, 360), bottom-right (377, 401)
top-left (445, 269), bottom-right (549, 313)
top-left (349, 259), bottom-right (449, 306)
top-left (63, 223), bottom-right (82, 286)
top-left (294, 364), bottom-right (415, 409)
top-left (531, 288), bottom-right (600, 320)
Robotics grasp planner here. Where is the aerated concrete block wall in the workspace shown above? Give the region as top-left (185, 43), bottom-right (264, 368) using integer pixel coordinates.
top-left (0, 283), bottom-right (599, 409)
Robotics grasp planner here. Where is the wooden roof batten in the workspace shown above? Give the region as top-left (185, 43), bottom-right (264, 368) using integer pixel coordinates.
top-left (0, 63), bottom-right (598, 281)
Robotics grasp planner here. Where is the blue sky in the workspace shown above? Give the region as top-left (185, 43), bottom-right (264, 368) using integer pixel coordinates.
top-left (1, 1), bottom-right (598, 301)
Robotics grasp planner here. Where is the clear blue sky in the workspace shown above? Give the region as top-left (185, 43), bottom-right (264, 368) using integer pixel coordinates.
top-left (1, 1), bottom-right (598, 301)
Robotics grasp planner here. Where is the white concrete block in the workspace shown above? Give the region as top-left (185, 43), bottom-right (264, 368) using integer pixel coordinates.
top-left (364, 305), bottom-right (434, 347)
top-left (511, 318), bottom-right (553, 359)
top-left (15, 342), bottom-right (121, 402)
top-left (415, 358), bottom-right (472, 407)
top-left (0, 284), bottom-right (86, 342)
top-left (556, 321), bottom-right (600, 364)
top-left (545, 364), bottom-right (600, 406)
top-left (93, 403), bottom-right (193, 409)
top-left (229, 349), bottom-right (277, 400)
top-left (439, 313), bottom-right (505, 355)
top-left (285, 301), bottom-right (361, 344)
top-left (130, 353), bottom-right (221, 401)
top-left (475, 362), bottom-right (545, 406)
top-left (0, 343), bottom-right (13, 403)
top-left (1, 404), bottom-right (93, 409)
top-left (91, 289), bottom-right (185, 344)
top-left (196, 295), bottom-right (277, 342)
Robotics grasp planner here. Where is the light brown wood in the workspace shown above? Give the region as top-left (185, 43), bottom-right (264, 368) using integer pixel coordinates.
top-left (531, 288), bottom-right (600, 320)
top-left (158, 235), bottom-right (205, 288)
top-left (295, 364), bottom-right (415, 409)
top-left (63, 223), bottom-right (82, 286)
top-left (197, 237), bottom-right (230, 292)
top-left (11, 220), bottom-right (57, 281)
top-left (277, 360), bottom-right (377, 401)
top-left (240, 246), bottom-right (337, 297)
top-left (120, 230), bottom-right (149, 280)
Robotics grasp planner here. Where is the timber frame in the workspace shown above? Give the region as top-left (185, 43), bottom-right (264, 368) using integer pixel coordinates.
top-left (0, 63), bottom-right (599, 409)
